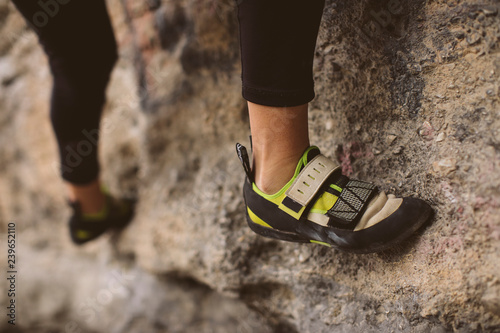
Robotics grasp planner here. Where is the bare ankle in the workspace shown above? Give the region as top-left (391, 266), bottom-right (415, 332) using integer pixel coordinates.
top-left (247, 101), bottom-right (310, 194)
top-left (67, 180), bottom-right (106, 214)
top-left (253, 152), bottom-right (303, 195)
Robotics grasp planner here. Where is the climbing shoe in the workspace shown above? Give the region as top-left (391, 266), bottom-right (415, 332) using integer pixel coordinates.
top-left (236, 143), bottom-right (432, 253)
top-left (68, 193), bottom-right (135, 245)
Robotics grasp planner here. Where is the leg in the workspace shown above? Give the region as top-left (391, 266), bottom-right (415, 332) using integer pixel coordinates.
top-left (236, 0), bottom-right (433, 253)
top-left (12, 0), bottom-right (118, 213)
top-left (12, 1), bottom-right (135, 245)
top-left (237, 0), bottom-right (325, 194)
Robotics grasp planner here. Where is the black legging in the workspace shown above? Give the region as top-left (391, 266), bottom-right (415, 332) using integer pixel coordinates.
top-left (237, 0), bottom-right (325, 107)
top-left (12, 0), bottom-right (325, 184)
top-left (12, 0), bottom-right (117, 185)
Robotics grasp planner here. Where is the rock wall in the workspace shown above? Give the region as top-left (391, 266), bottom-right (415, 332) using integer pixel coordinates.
top-left (0, 0), bottom-right (499, 332)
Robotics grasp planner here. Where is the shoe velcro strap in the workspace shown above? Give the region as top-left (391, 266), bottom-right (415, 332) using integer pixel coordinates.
top-left (327, 179), bottom-right (378, 229)
top-left (280, 154), bottom-right (340, 218)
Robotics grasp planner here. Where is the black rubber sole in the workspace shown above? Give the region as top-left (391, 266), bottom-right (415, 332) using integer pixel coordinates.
top-left (245, 200), bottom-right (433, 254)
top-left (246, 215), bottom-right (311, 244)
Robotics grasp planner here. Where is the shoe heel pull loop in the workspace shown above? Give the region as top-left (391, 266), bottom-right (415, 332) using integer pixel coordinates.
top-left (236, 143), bottom-right (254, 183)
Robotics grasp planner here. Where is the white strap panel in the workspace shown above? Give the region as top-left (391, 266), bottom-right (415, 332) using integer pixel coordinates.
top-left (285, 154), bottom-right (340, 208)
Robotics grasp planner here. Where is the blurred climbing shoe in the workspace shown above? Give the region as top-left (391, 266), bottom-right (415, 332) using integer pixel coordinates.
top-left (68, 192), bottom-right (135, 245)
top-left (236, 143), bottom-right (432, 253)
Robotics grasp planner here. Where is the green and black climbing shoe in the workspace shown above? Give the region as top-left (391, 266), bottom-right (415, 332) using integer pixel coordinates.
top-left (236, 143), bottom-right (432, 254)
top-left (68, 193), bottom-right (136, 245)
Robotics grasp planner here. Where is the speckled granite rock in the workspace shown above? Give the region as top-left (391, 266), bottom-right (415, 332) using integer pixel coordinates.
top-left (0, 0), bottom-right (499, 332)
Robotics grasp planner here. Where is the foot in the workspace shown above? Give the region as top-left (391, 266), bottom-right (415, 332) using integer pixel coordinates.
top-left (236, 144), bottom-right (433, 253)
top-left (68, 193), bottom-right (136, 245)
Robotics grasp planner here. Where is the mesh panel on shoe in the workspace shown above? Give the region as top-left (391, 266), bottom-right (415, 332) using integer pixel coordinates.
top-left (327, 179), bottom-right (378, 228)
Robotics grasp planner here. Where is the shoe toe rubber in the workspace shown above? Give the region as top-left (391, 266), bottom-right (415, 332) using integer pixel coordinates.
top-left (331, 197), bottom-right (433, 253)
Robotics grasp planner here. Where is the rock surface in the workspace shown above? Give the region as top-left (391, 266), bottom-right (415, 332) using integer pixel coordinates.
top-left (1, 0), bottom-right (499, 332)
